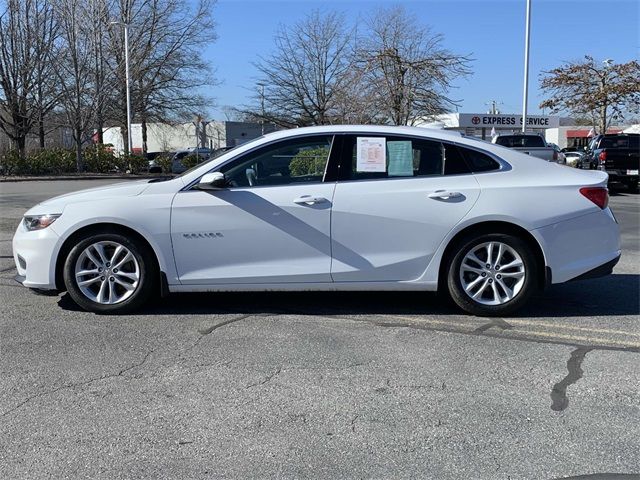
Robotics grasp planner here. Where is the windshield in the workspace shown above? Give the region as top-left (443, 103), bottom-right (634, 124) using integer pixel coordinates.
top-left (176, 138), bottom-right (263, 177)
top-left (495, 135), bottom-right (546, 148)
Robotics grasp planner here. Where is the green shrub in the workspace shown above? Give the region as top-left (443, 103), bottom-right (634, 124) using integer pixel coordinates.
top-left (181, 154), bottom-right (200, 170)
top-left (28, 148), bottom-right (76, 174)
top-left (289, 147), bottom-right (329, 177)
top-left (154, 153), bottom-right (173, 173)
top-left (83, 144), bottom-right (121, 173)
top-left (122, 154), bottom-right (147, 174)
top-left (0, 150), bottom-right (26, 175)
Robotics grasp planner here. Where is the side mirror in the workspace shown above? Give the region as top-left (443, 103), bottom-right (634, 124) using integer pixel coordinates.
top-left (195, 172), bottom-right (227, 190)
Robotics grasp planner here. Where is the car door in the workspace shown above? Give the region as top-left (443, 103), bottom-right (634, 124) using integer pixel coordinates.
top-left (171, 135), bottom-right (337, 285)
top-left (330, 134), bottom-right (482, 282)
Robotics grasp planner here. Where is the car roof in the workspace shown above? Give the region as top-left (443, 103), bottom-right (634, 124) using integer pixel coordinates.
top-left (261, 124), bottom-right (463, 141)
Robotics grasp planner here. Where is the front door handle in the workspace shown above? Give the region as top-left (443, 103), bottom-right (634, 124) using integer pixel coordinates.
top-left (428, 190), bottom-right (462, 200)
top-left (294, 195), bottom-right (328, 205)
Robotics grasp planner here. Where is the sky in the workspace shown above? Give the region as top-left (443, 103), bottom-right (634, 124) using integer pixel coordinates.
top-left (201, 0), bottom-right (639, 120)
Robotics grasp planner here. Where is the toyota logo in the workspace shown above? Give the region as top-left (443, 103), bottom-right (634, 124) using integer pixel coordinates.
top-left (472, 116), bottom-right (481, 125)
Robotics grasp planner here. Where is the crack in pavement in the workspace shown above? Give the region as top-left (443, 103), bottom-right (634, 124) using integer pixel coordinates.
top-left (198, 314), bottom-right (254, 336)
top-left (0, 348), bottom-right (157, 418)
top-left (350, 414), bottom-right (359, 433)
top-left (246, 366), bottom-right (282, 389)
top-left (180, 314), bottom-right (256, 358)
top-left (550, 347), bottom-right (593, 412)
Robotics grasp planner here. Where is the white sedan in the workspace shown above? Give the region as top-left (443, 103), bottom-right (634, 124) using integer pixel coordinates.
top-left (12, 126), bottom-right (621, 316)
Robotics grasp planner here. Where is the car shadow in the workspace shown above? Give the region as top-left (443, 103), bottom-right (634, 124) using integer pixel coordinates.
top-left (58, 273), bottom-right (639, 318)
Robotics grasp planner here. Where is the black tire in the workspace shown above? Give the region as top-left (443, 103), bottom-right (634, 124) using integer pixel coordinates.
top-left (627, 182), bottom-right (639, 194)
top-left (446, 233), bottom-right (538, 317)
top-left (63, 232), bottom-right (157, 314)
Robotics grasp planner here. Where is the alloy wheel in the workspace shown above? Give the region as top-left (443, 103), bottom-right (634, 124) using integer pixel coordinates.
top-left (459, 241), bottom-right (526, 306)
top-left (74, 241), bottom-right (140, 304)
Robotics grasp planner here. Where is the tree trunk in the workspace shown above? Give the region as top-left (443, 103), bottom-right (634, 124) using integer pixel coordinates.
top-left (599, 105), bottom-right (607, 135)
top-left (75, 125), bottom-right (83, 172)
top-left (15, 135), bottom-right (26, 159)
top-left (38, 115), bottom-right (45, 149)
top-left (121, 122), bottom-right (129, 155)
top-left (96, 115), bottom-right (104, 145)
top-left (141, 117), bottom-right (148, 155)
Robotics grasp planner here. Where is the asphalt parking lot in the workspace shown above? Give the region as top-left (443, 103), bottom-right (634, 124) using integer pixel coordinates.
top-left (1, 180), bottom-right (638, 480)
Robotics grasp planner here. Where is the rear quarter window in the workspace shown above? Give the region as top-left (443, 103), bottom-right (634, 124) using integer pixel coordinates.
top-left (458, 146), bottom-right (501, 172)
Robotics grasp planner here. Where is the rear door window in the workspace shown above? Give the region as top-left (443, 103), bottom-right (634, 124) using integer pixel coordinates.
top-left (340, 135), bottom-right (471, 181)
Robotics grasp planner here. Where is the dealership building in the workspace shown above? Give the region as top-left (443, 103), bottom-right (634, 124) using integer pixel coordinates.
top-left (418, 113), bottom-right (636, 149)
top-left (418, 113), bottom-right (562, 139)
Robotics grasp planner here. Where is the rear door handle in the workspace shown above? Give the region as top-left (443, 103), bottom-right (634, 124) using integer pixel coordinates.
top-left (294, 195), bottom-right (328, 205)
top-left (428, 190), bottom-right (462, 200)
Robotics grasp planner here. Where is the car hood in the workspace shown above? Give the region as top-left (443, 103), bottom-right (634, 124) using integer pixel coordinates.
top-left (27, 179), bottom-right (152, 214)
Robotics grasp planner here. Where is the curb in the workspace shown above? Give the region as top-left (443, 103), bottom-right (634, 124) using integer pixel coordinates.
top-left (0, 175), bottom-right (163, 183)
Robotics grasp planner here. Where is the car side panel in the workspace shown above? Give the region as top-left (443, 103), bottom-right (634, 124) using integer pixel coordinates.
top-left (47, 192), bottom-right (177, 285)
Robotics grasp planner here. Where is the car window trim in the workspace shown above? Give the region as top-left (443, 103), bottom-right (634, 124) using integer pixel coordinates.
top-left (181, 134), bottom-right (338, 192)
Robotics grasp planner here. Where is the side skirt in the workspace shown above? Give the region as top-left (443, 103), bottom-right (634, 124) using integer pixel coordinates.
top-left (168, 280), bottom-right (438, 293)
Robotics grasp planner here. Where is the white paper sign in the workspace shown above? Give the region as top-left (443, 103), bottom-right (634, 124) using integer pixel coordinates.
top-left (356, 137), bottom-right (386, 172)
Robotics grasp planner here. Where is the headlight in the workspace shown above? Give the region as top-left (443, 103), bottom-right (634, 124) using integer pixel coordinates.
top-left (23, 214), bottom-right (61, 231)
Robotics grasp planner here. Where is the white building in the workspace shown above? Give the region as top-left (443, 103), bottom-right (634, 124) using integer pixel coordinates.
top-left (103, 121), bottom-right (276, 154)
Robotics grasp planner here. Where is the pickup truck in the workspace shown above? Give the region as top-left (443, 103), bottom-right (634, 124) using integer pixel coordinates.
top-left (585, 133), bottom-right (639, 193)
top-left (492, 134), bottom-right (560, 162)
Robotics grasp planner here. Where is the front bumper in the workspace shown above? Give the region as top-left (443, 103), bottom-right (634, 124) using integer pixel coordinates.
top-left (12, 220), bottom-right (60, 290)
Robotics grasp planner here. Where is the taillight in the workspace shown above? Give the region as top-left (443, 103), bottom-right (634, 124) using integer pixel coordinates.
top-left (580, 187), bottom-right (609, 209)
top-left (598, 151), bottom-right (607, 164)
top-left (553, 150), bottom-right (558, 161)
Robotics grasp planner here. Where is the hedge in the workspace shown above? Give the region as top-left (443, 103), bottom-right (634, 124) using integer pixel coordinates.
top-left (0, 146), bottom-right (149, 176)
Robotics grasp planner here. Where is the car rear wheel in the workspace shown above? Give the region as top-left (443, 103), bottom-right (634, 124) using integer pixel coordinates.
top-left (63, 232), bottom-right (157, 314)
top-left (446, 233), bottom-right (538, 316)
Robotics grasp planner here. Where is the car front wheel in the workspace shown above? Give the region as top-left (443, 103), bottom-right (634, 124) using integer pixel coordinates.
top-left (63, 232), bottom-right (157, 314)
top-left (446, 233), bottom-right (538, 316)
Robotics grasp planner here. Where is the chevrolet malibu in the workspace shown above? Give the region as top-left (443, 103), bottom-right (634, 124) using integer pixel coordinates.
top-left (13, 126), bottom-right (621, 316)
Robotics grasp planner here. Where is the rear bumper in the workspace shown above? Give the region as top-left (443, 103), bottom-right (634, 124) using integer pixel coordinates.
top-left (603, 169), bottom-right (639, 183)
top-left (531, 208), bottom-right (621, 284)
top-left (569, 254), bottom-right (620, 281)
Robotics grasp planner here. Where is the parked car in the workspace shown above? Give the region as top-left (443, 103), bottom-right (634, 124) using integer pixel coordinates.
top-left (145, 152), bottom-right (164, 173)
top-left (13, 125), bottom-right (620, 316)
top-left (547, 143), bottom-right (567, 165)
top-left (492, 133), bottom-right (559, 162)
top-left (583, 133), bottom-right (639, 193)
top-left (171, 148), bottom-right (214, 174)
top-left (563, 151), bottom-right (585, 168)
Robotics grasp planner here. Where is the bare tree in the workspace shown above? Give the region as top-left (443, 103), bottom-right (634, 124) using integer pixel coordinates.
top-left (246, 10), bottom-right (354, 127)
top-left (0, 0), bottom-right (58, 156)
top-left (52, 0), bottom-right (97, 170)
top-left (356, 6), bottom-right (472, 126)
top-left (105, 0), bottom-right (216, 154)
top-left (540, 56), bottom-right (640, 134)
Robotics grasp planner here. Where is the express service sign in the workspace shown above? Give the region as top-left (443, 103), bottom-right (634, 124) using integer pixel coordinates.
top-left (459, 114), bottom-right (559, 129)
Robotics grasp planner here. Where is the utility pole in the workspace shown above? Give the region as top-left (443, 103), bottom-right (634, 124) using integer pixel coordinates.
top-left (485, 100), bottom-right (502, 115)
top-left (521, 0), bottom-right (532, 133)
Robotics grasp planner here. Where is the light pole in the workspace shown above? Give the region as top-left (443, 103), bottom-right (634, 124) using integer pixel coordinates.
top-left (111, 21), bottom-right (133, 155)
top-left (521, 0), bottom-right (532, 133)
